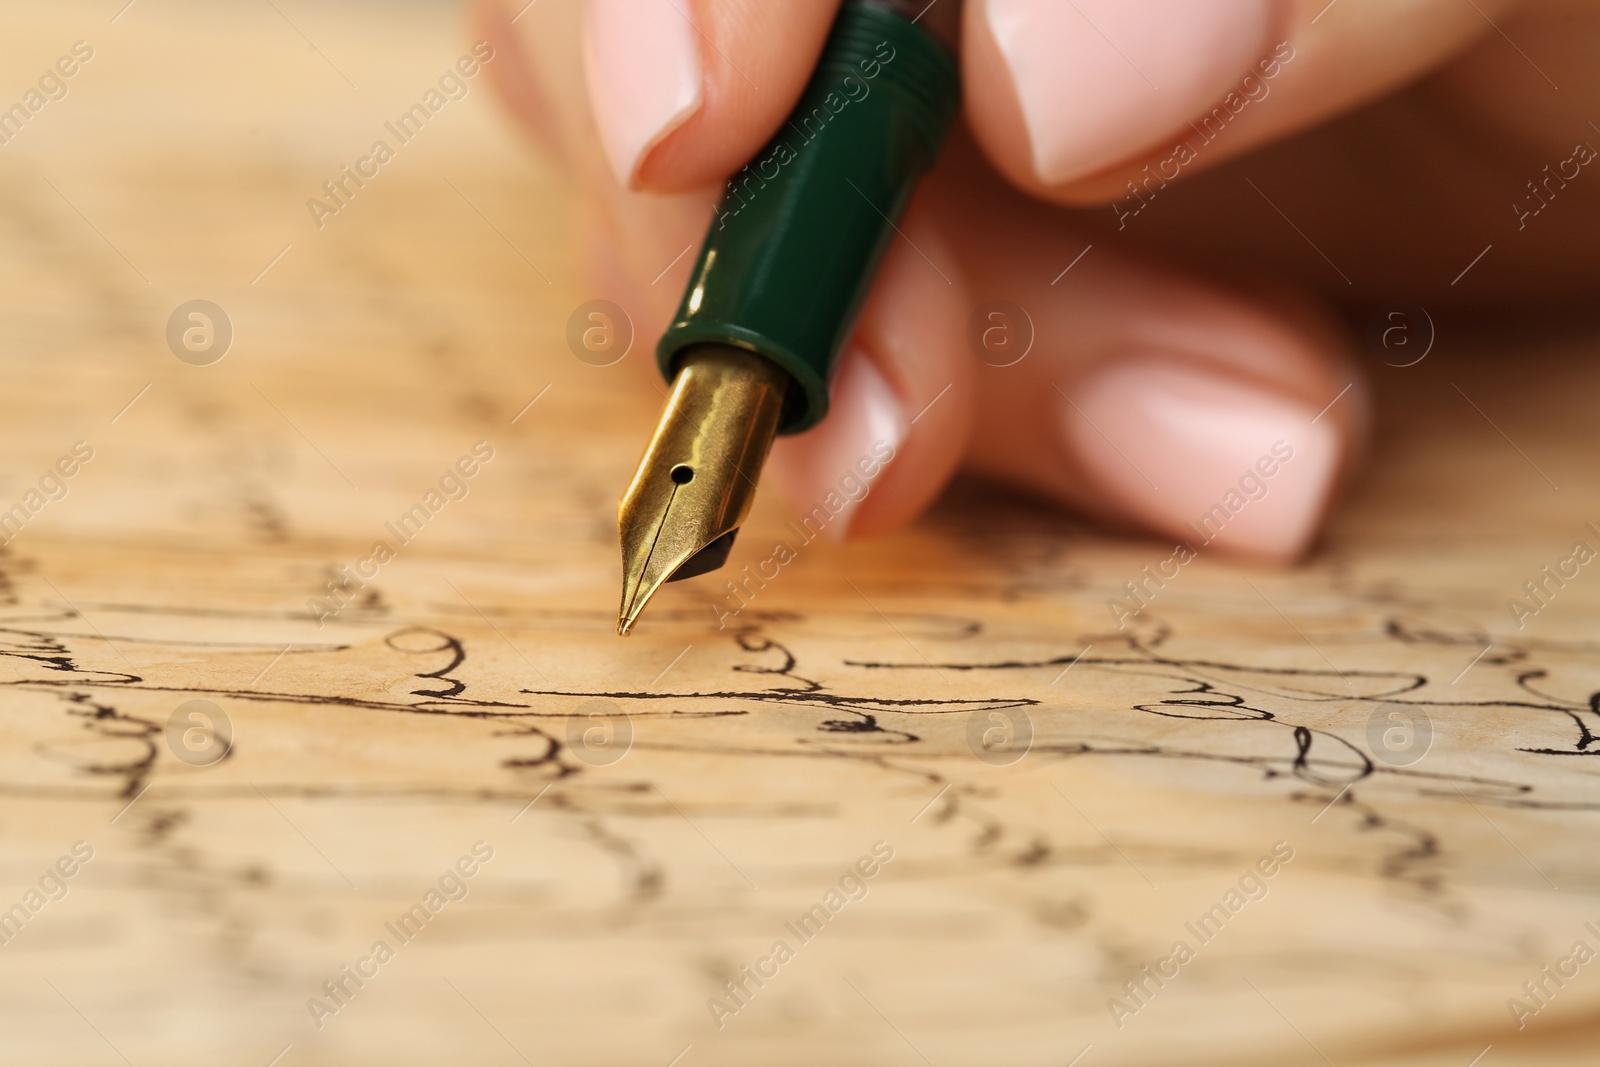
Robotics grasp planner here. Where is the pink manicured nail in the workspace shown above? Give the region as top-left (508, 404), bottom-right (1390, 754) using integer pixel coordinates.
top-left (1061, 359), bottom-right (1339, 559)
top-left (986, 0), bottom-right (1273, 184)
top-left (769, 353), bottom-right (907, 542)
top-left (582, 0), bottom-right (703, 187)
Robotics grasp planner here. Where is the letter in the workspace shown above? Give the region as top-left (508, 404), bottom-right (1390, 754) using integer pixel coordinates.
top-left (1171, 940), bottom-right (1195, 964)
top-left (439, 872), bottom-right (467, 901)
top-left (1136, 565), bottom-right (1166, 598)
top-left (1196, 503), bottom-right (1230, 540)
top-left (39, 472), bottom-right (67, 501)
top-left (1139, 164), bottom-right (1167, 198)
top-left (854, 455), bottom-right (879, 481)
top-left (0, 102), bottom-right (29, 139)
top-left (1173, 141), bottom-right (1199, 167)
top-left (1239, 872), bottom-right (1268, 901)
top-left (370, 540), bottom-right (396, 565)
top-left (1133, 965), bottom-right (1165, 997)
top-left (321, 180), bottom-right (347, 207)
top-left (308, 197), bottom-right (339, 229)
top-left (1535, 565), bottom-right (1566, 599)
top-left (841, 75), bottom-right (869, 102)
top-left (774, 141), bottom-right (797, 166)
top-left (354, 554), bottom-right (379, 581)
top-left (1156, 553), bottom-right (1182, 580)
top-left (839, 472), bottom-right (867, 502)
top-left (737, 564), bottom-right (767, 600)
top-left (335, 165), bottom-right (364, 197)
top-left (1108, 597), bottom-right (1140, 630)
top-left (1576, 142), bottom-right (1597, 165)
top-left (39, 872), bottom-right (67, 901)
top-left (837, 872), bottom-right (868, 902)
top-left (396, 905), bottom-right (430, 938)
top-left (308, 997), bottom-right (339, 1029)
top-left (1270, 840), bottom-right (1294, 862)
top-left (422, 88), bottom-right (447, 113)
top-left (1220, 92), bottom-right (1248, 116)
top-left (472, 839), bottom-right (494, 862)
top-left (1257, 55), bottom-right (1282, 79)
top-left (823, 91), bottom-right (846, 114)
top-left (858, 56), bottom-right (882, 79)
top-left (1556, 953), bottom-right (1580, 979)
top-left (822, 889), bottom-right (847, 913)
top-left (472, 40), bottom-right (495, 63)
top-left (56, 56), bottom-right (80, 78)
top-left (39, 73), bottom-right (67, 101)
top-left (1508, 597), bottom-right (1538, 630)
top-left (393, 504), bottom-right (430, 540)
top-left (1255, 855), bottom-right (1279, 878)
top-left (472, 440), bottom-right (494, 462)
top-left (354, 154), bottom-right (379, 180)
top-left (1239, 472), bottom-right (1268, 501)
top-left (773, 541), bottom-right (797, 566)
top-left (734, 964), bottom-right (765, 996)
top-left (1540, 165), bottom-right (1567, 199)
top-left (22, 889), bottom-right (45, 911)
top-left (1522, 980), bottom-right (1546, 1007)
top-left (55, 856), bottom-right (79, 879)
top-left (1184, 920), bottom-right (1211, 944)
top-left (1507, 996), bottom-right (1537, 1029)
top-left (456, 55), bottom-right (481, 79)
top-left (1558, 156), bottom-right (1581, 181)
top-left (874, 40), bottom-right (896, 63)
top-left (56, 455), bottom-right (79, 478)
top-left (1155, 954), bottom-right (1180, 979)
top-left (1195, 903), bottom-right (1230, 938)
top-left (795, 904), bottom-right (829, 939)
top-left (800, 504), bottom-right (831, 540)
top-left (306, 597), bottom-right (338, 627)
top-left (456, 855), bottom-right (479, 878)
top-left (710, 599), bottom-right (738, 630)
top-left (1574, 541), bottom-right (1597, 565)
top-left (870, 439), bottom-right (895, 464)
top-left (439, 72), bottom-right (467, 101)
top-left (384, 920), bottom-right (409, 944)
top-left (1242, 74), bottom-right (1271, 104)
top-left (22, 490), bottom-right (45, 512)
top-left (1536, 965), bottom-right (1565, 997)
top-left (1222, 888), bottom-right (1247, 912)
top-left (1521, 580), bottom-right (1548, 609)
top-left (419, 489), bottom-right (444, 512)
top-left (1273, 41), bottom-right (1295, 62)
top-left (1108, 997), bottom-right (1138, 1029)
top-left (771, 940), bottom-right (795, 964)
top-left (0, 904), bottom-right (29, 937)
top-left (1255, 454), bottom-right (1279, 478)
top-left (1575, 940), bottom-right (1596, 964)
top-left (0, 503), bottom-right (29, 540)
top-left (371, 940), bottom-right (394, 963)
top-left (1222, 489), bottom-right (1246, 513)
top-left (1271, 439), bottom-right (1293, 462)
top-left (755, 556), bottom-right (780, 582)
top-left (1112, 198), bottom-right (1141, 230)
top-left (337, 964), bottom-right (365, 992)
top-left (72, 40), bottom-right (95, 62)
top-left (855, 856), bottom-right (879, 879)
top-left (23, 89), bottom-right (46, 113)
top-left (421, 888), bottom-right (447, 912)
top-left (708, 997), bottom-right (737, 1029)
top-left (872, 840), bottom-right (894, 863)
top-left (396, 103), bottom-right (430, 137)
top-left (71, 840), bottom-right (93, 862)
top-left (439, 472), bottom-right (468, 501)
top-left (1557, 551), bottom-right (1581, 580)
top-left (799, 106), bottom-right (830, 140)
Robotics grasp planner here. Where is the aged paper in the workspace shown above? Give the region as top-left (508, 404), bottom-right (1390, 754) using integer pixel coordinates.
top-left (2, 3), bottom-right (1598, 1066)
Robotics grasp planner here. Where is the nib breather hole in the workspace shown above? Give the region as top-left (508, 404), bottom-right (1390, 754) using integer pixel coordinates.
top-left (670, 464), bottom-right (694, 485)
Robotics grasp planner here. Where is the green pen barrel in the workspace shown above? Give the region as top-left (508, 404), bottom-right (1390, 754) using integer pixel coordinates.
top-left (656, 1), bottom-right (960, 434)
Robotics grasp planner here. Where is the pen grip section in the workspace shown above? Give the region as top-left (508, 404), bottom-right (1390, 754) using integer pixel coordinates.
top-left (656, 1), bottom-right (960, 434)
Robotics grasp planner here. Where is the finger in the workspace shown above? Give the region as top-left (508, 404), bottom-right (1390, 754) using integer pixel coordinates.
top-left (962, 0), bottom-right (1520, 203)
top-left (765, 199), bottom-right (976, 541)
top-left (939, 172), bottom-right (1366, 561)
top-left (583, 0), bottom-right (843, 191)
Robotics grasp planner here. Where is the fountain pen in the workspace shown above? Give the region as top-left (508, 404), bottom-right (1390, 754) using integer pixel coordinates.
top-left (617, 0), bottom-right (959, 634)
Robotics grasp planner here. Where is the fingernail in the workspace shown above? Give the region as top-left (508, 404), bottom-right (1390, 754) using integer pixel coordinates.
top-left (582, 0), bottom-right (703, 187)
top-left (1061, 359), bottom-right (1340, 560)
top-left (768, 353), bottom-right (907, 543)
top-left (986, 0), bottom-right (1273, 185)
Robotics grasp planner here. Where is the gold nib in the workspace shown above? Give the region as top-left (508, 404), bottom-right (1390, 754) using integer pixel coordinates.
top-left (618, 345), bottom-right (789, 635)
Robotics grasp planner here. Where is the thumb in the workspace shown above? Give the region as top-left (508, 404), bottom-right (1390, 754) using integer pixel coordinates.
top-left (584, 0), bottom-right (844, 191)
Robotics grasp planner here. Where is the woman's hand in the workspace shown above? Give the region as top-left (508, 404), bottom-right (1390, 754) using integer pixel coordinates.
top-left (479, 0), bottom-right (1599, 560)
